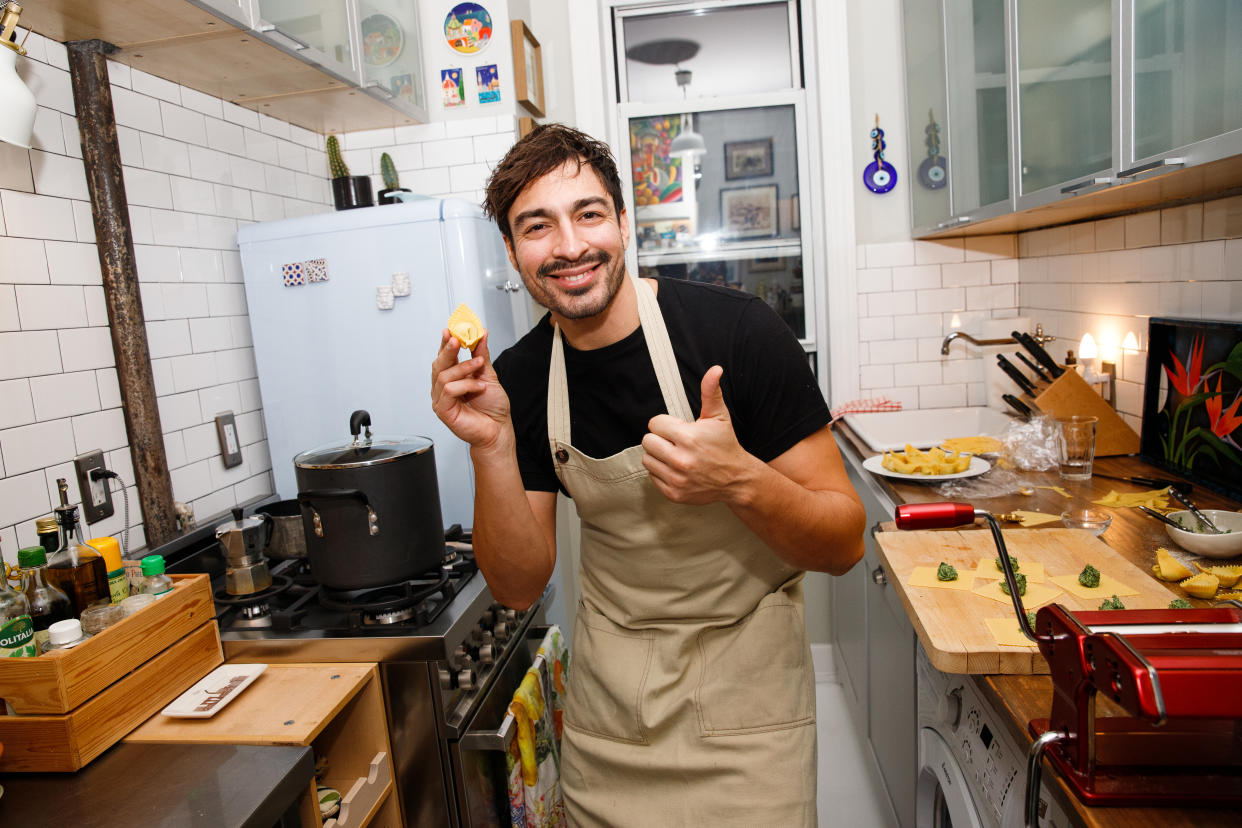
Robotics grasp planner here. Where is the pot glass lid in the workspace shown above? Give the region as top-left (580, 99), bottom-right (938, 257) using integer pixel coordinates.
top-left (295, 435), bottom-right (433, 468)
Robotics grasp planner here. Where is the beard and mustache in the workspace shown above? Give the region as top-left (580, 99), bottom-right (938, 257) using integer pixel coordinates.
top-left (527, 249), bottom-right (625, 320)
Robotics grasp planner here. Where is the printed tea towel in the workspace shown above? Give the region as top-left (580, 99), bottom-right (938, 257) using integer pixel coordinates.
top-left (506, 625), bottom-right (568, 828)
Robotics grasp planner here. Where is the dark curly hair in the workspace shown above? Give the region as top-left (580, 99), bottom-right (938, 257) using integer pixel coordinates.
top-left (484, 123), bottom-right (625, 241)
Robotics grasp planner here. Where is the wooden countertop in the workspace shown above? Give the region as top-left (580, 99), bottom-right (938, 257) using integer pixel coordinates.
top-left (834, 420), bottom-right (1242, 828)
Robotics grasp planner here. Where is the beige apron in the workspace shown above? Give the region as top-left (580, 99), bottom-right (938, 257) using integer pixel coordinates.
top-left (550, 278), bottom-right (817, 827)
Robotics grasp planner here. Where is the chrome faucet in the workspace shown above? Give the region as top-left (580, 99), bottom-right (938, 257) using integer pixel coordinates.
top-left (940, 323), bottom-right (1055, 355)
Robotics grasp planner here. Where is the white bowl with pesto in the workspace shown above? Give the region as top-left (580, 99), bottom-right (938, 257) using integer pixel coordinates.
top-left (1164, 510), bottom-right (1242, 559)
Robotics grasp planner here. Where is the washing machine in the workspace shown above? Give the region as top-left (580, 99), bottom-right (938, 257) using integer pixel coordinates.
top-left (915, 643), bottom-right (1072, 828)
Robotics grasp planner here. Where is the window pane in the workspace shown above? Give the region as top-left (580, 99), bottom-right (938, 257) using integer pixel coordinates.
top-left (619, 3), bottom-right (794, 101)
top-left (639, 254), bottom-right (806, 339)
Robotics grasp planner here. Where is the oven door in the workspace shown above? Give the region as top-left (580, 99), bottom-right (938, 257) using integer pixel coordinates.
top-left (450, 622), bottom-right (549, 826)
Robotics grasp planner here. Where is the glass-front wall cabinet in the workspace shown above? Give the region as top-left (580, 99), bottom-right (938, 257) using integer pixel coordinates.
top-left (1015, 0), bottom-right (1113, 199)
top-left (358, 0), bottom-right (424, 111)
top-left (615, 2), bottom-right (812, 345)
top-left (256, 0), bottom-right (355, 77)
top-left (947, 0), bottom-right (1009, 213)
top-left (1131, 0), bottom-right (1242, 164)
top-left (904, 0), bottom-right (952, 230)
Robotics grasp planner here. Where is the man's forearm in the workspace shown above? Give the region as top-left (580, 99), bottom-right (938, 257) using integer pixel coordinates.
top-left (725, 457), bottom-right (866, 575)
top-left (470, 441), bottom-right (556, 609)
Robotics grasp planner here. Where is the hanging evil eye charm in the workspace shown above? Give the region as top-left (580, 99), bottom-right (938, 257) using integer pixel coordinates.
top-left (863, 115), bottom-right (898, 194)
top-left (918, 109), bottom-right (947, 190)
top-left (864, 160), bottom-right (898, 193)
top-left (918, 155), bottom-right (947, 189)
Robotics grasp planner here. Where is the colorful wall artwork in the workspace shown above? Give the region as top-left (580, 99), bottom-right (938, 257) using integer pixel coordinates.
top-left (445, 3), bottom-right (493, 55)
top-left (442, 68), bottom-right (466, 108)
top-left (476, 64), bottom-right (500, 104)
top-left (628, 116), bottom-right (684, 207)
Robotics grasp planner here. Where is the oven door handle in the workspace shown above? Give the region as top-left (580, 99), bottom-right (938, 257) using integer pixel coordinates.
top-left (459, 635), bottom-right (551, 759)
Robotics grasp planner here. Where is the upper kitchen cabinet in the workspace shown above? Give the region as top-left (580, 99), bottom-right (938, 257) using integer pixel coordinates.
top-left (1013, 0), bottom-right (1114, 208)
top-left (20, 0), bottom-right (428, 133)
top-left (904, 0), bottom-right (1242, 238)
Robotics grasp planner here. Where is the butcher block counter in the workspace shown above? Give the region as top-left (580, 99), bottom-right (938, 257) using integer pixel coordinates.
top-left (833, 420), bottom-right (1241, 828)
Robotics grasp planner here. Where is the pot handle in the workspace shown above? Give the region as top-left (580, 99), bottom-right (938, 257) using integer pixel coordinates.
top-left (297, 488), bottom-right (380, 537)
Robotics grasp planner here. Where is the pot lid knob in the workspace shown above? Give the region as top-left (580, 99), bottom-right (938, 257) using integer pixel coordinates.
top-left (349, 409), bottom-right (373, 449)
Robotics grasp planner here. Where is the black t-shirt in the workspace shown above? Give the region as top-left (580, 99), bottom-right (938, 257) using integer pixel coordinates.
top-left (493, 277), bottom-right (830, 494)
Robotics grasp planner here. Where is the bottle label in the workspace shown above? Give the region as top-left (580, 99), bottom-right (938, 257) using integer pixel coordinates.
top-left (108, 572), bottom-right (129, 604)
top-left (1, 616), bottom-right (37, 657)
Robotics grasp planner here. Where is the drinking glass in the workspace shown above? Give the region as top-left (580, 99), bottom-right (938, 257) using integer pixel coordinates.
top-left (1055, 415), bottom-right (1098, 480)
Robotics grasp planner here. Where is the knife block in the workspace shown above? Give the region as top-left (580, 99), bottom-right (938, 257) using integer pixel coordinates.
top-left (1034, 368), bottom-right (1140, 456)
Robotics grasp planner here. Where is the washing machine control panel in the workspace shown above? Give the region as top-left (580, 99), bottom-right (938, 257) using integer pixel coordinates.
top-left (947, 679), bottom-right (1069, 828)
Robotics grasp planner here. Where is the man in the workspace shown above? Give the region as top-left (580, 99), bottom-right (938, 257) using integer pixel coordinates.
top-left (431, 124), bottom-right (865, 826)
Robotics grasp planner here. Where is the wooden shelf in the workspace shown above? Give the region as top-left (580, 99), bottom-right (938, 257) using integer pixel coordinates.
top-left (127, 663), bottom-right (402, 827)
top-left (20, 0), bottom-right (421, 133)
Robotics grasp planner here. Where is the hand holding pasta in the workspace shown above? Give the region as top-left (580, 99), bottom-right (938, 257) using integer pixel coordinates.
top-left (881, 444), bottom-right (972, 475)
top-left (447, 303), bottom-right (484, 350)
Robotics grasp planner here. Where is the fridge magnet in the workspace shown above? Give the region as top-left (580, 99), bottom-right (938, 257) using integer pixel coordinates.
top-left (441, 68), bottom-right (466, 108)
top-left (918, 108), bottom-right (947, 190)
top-left (862, 114), bottom-right (897, 194)
top-left (281, 262), bottom-right (305, 287)
top-left (376, 285), bottom-right (395, 310)
top-left (629, 115), bottom-right (685, 207)
top-left (1141, 317), bottom-right (1242, 500)
top-left (724, 138), bottom-right (774, 180)
top-left (445, 3), bottom-right (493, 55)
top-left (361, 13), bottom-right (403, 67)
top-left (391, 272), bottom-right (411, 297)
top-left (476, 64), bottom-right (500, 104)
top-left (511, 20), bottom-right (544, 117)
top-left (305, 258), bottom-right (328, 283)
top-left (721, 184), bottom-right (778, 239)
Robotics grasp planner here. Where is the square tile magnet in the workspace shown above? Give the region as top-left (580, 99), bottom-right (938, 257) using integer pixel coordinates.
top-left (282, 262), bottom-right (305, 286)
top-left (305, 258), bottom-right (329, 282)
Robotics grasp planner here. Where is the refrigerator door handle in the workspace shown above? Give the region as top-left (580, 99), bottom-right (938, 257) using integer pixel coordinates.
top-left (497, 280), bottom-right (523, 293)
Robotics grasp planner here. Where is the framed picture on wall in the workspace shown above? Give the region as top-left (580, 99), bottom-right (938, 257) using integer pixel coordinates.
top-left (724, 138), bottom-right (773, 180)
top-left (721, 185), bottom-right (778, 239)
top-left (518, 116), bottom-right (536, 138)
top-left (511, 20), bottom-right (545, 117)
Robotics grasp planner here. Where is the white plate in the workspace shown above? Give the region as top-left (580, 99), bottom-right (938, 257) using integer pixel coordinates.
top-left (160, 663), bottom-right (267, 718)
top-left (862, 454), bottom-right (991, 482)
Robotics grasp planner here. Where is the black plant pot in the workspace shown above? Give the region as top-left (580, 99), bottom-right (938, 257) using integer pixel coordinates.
top-left (331, 175), bottom-right (374, 210)
top-left (378, 187), bottom-right (412, 205)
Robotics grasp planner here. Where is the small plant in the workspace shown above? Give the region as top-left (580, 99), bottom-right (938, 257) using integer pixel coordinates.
top-left (326, 134), bottom-right (350, 179)
top-left (380, 152), bottom-right (400, 190)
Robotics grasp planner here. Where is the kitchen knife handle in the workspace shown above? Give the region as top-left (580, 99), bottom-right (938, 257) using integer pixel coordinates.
top-left (1014, 351), bottom-right (1050, 382)
top-left (1002, 394), bottom-right (1033, 419)
top-left (895, 502), bottom-right (977, 530)
top-left (997, 354), bottom-right (1037, 395)
top-left (1013, 331), bottom-right (1065, 379)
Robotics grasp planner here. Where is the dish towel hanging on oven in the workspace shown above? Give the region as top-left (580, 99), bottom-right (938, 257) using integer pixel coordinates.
top-left (506, 625), bottom-right (569, 828)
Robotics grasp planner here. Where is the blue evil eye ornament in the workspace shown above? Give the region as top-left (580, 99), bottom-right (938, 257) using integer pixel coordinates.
top-left (863, 114), bottom-right (897, 194)
top-left (918, 108), bottom-right (947, 190)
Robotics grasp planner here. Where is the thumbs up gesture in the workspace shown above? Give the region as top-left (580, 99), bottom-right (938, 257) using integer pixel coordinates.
top-left (642, 366), bottom-right (758, 505)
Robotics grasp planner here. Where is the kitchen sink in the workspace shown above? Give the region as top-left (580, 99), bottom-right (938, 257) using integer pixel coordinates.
top-left (842, 407), bottom-right (1014, 452)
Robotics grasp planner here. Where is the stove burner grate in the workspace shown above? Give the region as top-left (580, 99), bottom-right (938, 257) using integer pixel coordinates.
top-left (213, 574), bottom-right (294, 607)
top-left (319, 569), bottom-right (456, 627)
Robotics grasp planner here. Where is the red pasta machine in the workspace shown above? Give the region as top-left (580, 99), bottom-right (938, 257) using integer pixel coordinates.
top-left (895, 502), bottom-right (1242, 823)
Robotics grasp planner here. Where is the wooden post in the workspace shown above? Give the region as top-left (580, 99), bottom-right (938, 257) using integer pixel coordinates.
top-left (67, 40), bottom-right (178, 547)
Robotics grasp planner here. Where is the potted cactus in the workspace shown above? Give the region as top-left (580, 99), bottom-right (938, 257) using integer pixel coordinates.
top-left (377, 152), bottom-right (412, 205)
top-left (326, 134), bottom-right (374, 210)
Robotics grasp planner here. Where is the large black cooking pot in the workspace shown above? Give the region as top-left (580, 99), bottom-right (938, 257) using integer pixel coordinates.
top-left (294, 410), bottom-right (444, 590)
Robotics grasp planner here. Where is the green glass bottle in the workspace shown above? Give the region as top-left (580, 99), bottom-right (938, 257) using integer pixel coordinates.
top-left (18, 546), bottom-right (73, 653)
top-left (0, 546), bottom-right (36, 658)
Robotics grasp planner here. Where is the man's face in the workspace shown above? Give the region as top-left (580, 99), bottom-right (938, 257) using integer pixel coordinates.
top-left (503, 160), bottom-right (630, 321)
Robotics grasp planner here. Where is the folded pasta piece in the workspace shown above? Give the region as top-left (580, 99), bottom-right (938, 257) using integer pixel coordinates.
top-left (447, 303), bottom-right (484, 349)
top-left (1151, 547), bottom-right (1194, 582)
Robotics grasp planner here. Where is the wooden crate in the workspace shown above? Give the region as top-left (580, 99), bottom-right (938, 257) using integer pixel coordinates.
top-left (0, 574), bottom-right (224, 772)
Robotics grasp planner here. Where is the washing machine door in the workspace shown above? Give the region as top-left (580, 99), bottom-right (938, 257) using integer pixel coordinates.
top-left (917, 727), bottom-right (984, 828)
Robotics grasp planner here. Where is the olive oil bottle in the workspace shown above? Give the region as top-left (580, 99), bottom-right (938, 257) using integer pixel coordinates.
top-left (45, 479), bottom-right (109, 614)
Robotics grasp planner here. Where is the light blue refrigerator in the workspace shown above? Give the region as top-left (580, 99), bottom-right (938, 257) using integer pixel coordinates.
top-left (237, 198), bottom-right (532, 532)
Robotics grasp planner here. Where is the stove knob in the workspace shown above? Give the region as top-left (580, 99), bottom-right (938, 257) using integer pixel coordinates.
top-left (438, 668), bottom-right (454, 691)
top-left (470, 624), bottom-right (485, 644)
top-left (481, 630), bottom-right (495, 646)
top-left (454, 644), bottom-right (468, 663)
top-left (457, 668), bottom-right (477, 691)
top-left (478, 644), bottom-right (495, 665)
top-left (494, 621), bottom-right (509, 642)
top-left (504, 609), bottom-right (518, 624)
top-left (481, 610), bottom-right (495, 626)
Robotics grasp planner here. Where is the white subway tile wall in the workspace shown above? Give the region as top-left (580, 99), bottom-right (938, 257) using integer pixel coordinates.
top-left (0, 31), bottom-right (518, 566)
top-left (854, 195), bottom-right (1242, 435)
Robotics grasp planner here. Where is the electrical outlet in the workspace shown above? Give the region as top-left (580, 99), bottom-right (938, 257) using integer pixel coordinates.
top-left (74, 449), bottom-right (114, 524)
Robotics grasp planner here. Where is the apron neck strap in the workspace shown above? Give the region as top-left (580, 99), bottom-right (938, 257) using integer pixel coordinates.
top-left (547, 277), bottom-right (694, 452)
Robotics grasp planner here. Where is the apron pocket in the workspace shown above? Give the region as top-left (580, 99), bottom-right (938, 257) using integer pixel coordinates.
top-left (695, 591), bottom-right (814, 735)
top-left (564, 603), bottom-right (654, 745)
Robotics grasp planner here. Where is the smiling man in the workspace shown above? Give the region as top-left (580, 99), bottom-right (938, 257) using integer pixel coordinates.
top-left (430, 124), bottom-right (865, 826)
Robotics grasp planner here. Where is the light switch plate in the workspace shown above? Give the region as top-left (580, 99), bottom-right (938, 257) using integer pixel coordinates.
top-left (74, 449), bottom-right (114, 524)
top-left (215, 412), bottom-right (243, 468)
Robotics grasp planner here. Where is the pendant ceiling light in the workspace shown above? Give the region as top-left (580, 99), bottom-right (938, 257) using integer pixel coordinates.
top-left (0, 1), bottom-right (37, 149)
top-left (625, 38), bottom-right (705, 160)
